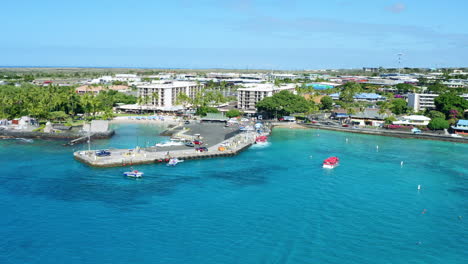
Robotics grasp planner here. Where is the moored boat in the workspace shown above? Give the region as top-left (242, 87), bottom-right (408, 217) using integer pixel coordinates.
top-left (255, 136), bottom-right (268, 144)
top-left (323, 157), bottom-right (339, 169)
top-left (167, 158), bottom-right (184, 167)
top-left (124, 169), bottom-right (144, 178)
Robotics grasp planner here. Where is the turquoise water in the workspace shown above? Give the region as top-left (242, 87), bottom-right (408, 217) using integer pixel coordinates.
top-left (0, 124), bottom-right (467, 264)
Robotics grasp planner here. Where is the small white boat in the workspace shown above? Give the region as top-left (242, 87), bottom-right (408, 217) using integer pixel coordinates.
top-left (124, 169), bottom-right (144, 178)
top-left (167, 158), bottom-right (184, 167)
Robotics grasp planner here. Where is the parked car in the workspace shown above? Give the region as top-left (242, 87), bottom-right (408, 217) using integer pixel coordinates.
top-left (193, 140), bottom-right (203, 145)
top-left (185, 142), bottom-right (195, 147)
top-left (95, 150), bottom-right (111, 156)
top-left (184, 120), bottom-right (190, 125)
top-left (342, 124), bottom-right (349, 127)
top-left (196, 147), bottom-right (208, 152)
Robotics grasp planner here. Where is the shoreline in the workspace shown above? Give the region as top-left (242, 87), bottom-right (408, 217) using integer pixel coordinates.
top-left (298, 124), bottom-right (468, 144)
top-left (110, 116), bottom-right (180, 125)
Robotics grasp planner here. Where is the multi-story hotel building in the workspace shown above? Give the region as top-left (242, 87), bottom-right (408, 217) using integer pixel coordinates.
top-left (137, 81), bottom-right (203, 109)
top-left (408, 93), bottom-right (468, 111)
top-left (237, 83), bottom-right (297, 112)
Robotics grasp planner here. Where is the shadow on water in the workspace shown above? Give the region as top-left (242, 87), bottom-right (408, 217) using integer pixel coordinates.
top-left (0, 169), bottom-right (203, 207)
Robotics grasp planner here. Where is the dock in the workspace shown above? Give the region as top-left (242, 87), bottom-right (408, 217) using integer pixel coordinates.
top-left (74, 130), bottom-right (262, 167)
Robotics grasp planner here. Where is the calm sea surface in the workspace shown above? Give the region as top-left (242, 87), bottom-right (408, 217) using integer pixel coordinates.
top-left (0, 123), bottom-right (467, 264)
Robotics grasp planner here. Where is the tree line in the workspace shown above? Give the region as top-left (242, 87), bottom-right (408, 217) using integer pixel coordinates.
top-left (0, 84), bottom-right (136, 121)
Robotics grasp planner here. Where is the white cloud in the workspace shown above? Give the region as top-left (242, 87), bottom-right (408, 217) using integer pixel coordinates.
top-left (386, 3), bottom-right (406, 13)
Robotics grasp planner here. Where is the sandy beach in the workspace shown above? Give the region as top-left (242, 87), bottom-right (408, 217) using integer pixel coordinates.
top-left (110, 116), bottom-right (181, 125)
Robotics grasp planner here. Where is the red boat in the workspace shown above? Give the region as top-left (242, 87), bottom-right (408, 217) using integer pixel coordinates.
top-left (255, 136), bottom-right (268, 144)
top-left (323, 157), bottom-right (339, 169)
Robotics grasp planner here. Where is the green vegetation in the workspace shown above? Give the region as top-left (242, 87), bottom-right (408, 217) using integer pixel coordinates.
top-left (390, 98), bottom-right (408, 115)
top-left (395, 83), bottom-right (419, 93)
top-left (256, 90), bottom-right (316, 117)
top-left (338, 82), bottom-right (362, 103)
top-left (111, 80), bottom-right (128, 86)
top-left (427, 82), bottom-right (449, 94)
top-left (434, 93), bottom-right (468, 118)
top-left (195, 106), bottom-right (219, 117)
top-left (427, 118), bottom-right (450, 130)
top-left (225, 109), bottom-right (242, 118)
top-left (0, 84), bottom-right (136, 120)
top-left (384, 116), bottom-right (397, 124)
top-left (426, 110), bottom-right (446, 120)
top-left (320, 96), bottom-right (333, 110)
top-left (174, 89), bottom-right (228, 116)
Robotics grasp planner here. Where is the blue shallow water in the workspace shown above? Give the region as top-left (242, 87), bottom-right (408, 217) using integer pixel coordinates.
top-left (0, 124), bottom-right (467, 264)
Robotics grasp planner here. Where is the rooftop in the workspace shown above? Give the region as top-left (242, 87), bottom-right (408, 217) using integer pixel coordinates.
top-left (456, 119), bottom-right (468, 126)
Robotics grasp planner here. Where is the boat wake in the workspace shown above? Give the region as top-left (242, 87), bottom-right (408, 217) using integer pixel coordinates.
top-left (251, 142), bottom-right (271, 149)
top-left (16, 138), bottom-right (34, 143)
top-left (155, 141), bottom-right (184, 147)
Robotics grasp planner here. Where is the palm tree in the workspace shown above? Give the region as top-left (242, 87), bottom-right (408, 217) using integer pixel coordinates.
top-left (151, 92), bottom-right (159, 114)
top-left (176, 93), bottom-right (192, 114)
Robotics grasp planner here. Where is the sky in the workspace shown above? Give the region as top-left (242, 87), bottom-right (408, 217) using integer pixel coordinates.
top-left (1, 0), bottom-right (468, 69)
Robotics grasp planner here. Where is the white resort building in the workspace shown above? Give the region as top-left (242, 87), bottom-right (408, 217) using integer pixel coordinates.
top-left (237, 83), bottom-right (297, 112)
top-left (408, 93), bottom-right (468, 111)
top-left (136, 81), bottom-right (203, 110)
top-left (393, 115), bottom-right (431, 126)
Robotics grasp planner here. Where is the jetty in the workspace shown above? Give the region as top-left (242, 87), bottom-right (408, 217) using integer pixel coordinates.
top-left (74, 131), bottom-right (259, 167)
top-left (74, 122), bottom-right (271, 167)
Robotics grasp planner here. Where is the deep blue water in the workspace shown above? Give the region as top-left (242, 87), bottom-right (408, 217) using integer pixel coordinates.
top-left (0, 124), bottom-right (467, 264)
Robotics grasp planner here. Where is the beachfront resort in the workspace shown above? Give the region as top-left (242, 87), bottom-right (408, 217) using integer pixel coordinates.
top-left (3, 0), bottom-right (468, 262)
top-left (1, 68), bottom-right (468, 144)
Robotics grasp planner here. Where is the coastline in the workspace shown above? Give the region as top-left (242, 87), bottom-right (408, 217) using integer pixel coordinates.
top-left (110, 116), bottom-right (180, 125)
top-left (299, 123), bottom-right (468, 144)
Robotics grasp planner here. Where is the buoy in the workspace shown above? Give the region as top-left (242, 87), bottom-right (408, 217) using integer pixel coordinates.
top-left (417, 184), bottom-right (421, 190)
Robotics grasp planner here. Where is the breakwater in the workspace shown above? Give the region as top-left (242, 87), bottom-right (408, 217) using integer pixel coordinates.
top-left (301, 124), bottom-right (468, 144)
top-left (0, 129), bottom-right (114, 141)
top-left (74, 131), bottom-right (259, 167)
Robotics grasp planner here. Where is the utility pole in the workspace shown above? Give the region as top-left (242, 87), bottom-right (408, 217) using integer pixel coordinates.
top-left (397, 53), bottom-right (403, 74)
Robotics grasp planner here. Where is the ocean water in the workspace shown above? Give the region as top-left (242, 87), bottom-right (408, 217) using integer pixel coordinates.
top-left (0, 124), bottom-right (467, 264)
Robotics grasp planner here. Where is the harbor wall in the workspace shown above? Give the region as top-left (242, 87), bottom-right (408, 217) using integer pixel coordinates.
top-left (0, 129), bottom-right (115, 140)
top-left (300, 124), bottom-right (468, 144)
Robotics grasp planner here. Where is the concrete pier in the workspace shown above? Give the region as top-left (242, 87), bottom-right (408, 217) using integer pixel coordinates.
top-left (74, 131), bottom-right (261, 167)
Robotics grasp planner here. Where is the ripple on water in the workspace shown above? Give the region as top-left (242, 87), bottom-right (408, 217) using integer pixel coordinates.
top-left (0, 126), bottom-right (467, 264)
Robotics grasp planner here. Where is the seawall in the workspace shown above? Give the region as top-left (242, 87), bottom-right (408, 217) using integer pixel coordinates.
top-left (0, 129), bottom-right (115, 141)
top-left (300, 124), bottom-right (468, 144)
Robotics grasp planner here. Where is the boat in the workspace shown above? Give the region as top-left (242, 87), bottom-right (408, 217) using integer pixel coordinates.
top-left (255, 136), bottom-right (268, 144)
top-left (167, 158), bottom-right (184, 166)
top-left (323, 157), bottom-right (339, 169)
top-left (123, 169), bottom-right (144, 178)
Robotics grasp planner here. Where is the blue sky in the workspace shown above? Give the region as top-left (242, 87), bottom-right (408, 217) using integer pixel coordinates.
top-left (1, 0), bottom-right (468, 69)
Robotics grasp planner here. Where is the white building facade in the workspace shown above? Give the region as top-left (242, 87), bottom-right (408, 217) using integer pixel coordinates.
top-left (408, 93), bottom-right (468, 111)
top-left (137, 81), bottom-right (203, 109)
top-left (393, 115), bottom-right (431, 126)
top-left (237, 83), bottom-right (297, 112)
